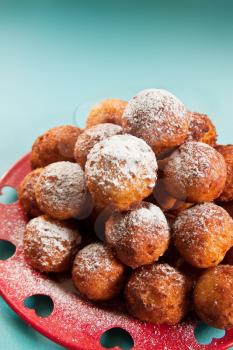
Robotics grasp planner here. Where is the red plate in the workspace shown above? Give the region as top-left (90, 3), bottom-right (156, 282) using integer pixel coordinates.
top-left (1, 154), bottom-right (233, 350)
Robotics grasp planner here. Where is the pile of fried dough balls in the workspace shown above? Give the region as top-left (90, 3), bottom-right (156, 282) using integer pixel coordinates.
top-left (19, 90), bottom-right (233, 329)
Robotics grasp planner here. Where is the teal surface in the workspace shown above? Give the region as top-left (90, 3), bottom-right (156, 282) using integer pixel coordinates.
top-left (0, 0), bottom-right (233, 349)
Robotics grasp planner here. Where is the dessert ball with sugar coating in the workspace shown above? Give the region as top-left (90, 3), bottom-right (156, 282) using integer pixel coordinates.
top-left (215, 145), bottom-right (233, 201)
top-left (18, 168), bottom-right (43, 217)
top-left (31, 125), bottom-right (82, 169)
top-left (163, 141), bottom-right (227, 203)
top-left (35, 161), bottom-right (88, 220)
top-left (72, 242), bottom-right (126, 301)
top-left (74, 123), bottom-right (123, 168)
top-left (173, 203), bottom-right (233, 268)
top-left (125, 263), bottom-right (191, 325)
top-left (194, 265), bottom-right (233, 329)
top-left (122, 89), bottom-right (189, 155)
top-left (187, 112), bottom-right (217, 147)
top-left (24, 215), bottom-right (81, 272)
top-left (85, 134), bottom-right (158, 210)
top-left (105, 202), bottom-right (170, 268)
top-left (86, 99), bottom-right (127, 128)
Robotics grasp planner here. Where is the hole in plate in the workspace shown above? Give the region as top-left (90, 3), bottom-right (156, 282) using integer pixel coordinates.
top-left (24, 295), bottom-right (54, 318)
top-left (0, 186), bottom-right (18, 204)
top-left (194, 321), bottom-right (225, 345)
top-left (0, 240), bottom-right (16, 260)
top-left (100, 327), bottom-right (134, 350)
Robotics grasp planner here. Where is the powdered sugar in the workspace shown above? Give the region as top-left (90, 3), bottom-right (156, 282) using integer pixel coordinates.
top-left (106, 202), bottom-right (169, 245)
top-left (173, 202), bottom-right (231, 235)
top-left (81, 123), bottom-right (122, 139)
top-left (130, 263), bottom-right (186, 289)
top-left (126, 203), bottom-right (168, 230)
top-left (27, 216), bottom-right (81, 245)
top-left (35, 161), bottom-right (87, 218)
top-left (105, 202), bottom-right (171, 268)
top-left (0, 254), bottom-right (203, 349)
top-left (124, 89), bottom-right (187, 125)
top-left (0, 133), bottom-right (226, 350)
top-left (0, 203), bottom-right (26, 248)
top-left (164, 141), bottom-right (226, 200)
top-left (73, 242), bottom-right (118, 274)
top-left (24, 216), bottom-right (81, 269)
top-left (122, 89), bottom-right (189, 152)
top-left (186, 112), bottom-right (217, 146)
top-left (126, 263), bottom-right (189, 316)
top-left (173, 203), bottom-right (233, 265)
top-left (85, 134), bottom-right (157, 192)
top-left (74, 123), bottom-right (122, 167)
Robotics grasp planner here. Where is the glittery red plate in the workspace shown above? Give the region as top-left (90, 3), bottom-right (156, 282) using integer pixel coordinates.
top-left (1, 154), bottom-right (233, 350)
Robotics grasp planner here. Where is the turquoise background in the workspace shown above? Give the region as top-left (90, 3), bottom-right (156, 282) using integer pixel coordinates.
top-left (0, 0), bottom-right (233, 349)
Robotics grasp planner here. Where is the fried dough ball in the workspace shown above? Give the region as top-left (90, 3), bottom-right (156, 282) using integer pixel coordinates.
top-left (163, 141), bottom-right (227, 203)
top-left (31, 125), bottom-right (81, 169)
top-left (105, 202), bottom-right (170, 268)
top-left (74, 123), bottom-right (123, 168)
top-left (194, 265), bottom-right (233, 329)
top-left (187, 112), bottom-right (217, 146)
top-left (122, 89), bottom-right (189, 155)
top-left (72, 243), bottom-right (126, 301)
top-left (215, 145), bottom-right (233, 201)
top-left (24, 215), bottom-right (81, 272)
top-left (86, 99), bottom-right (127, 128)
top-left (35, 161), bottom-right (88, 220)
top-left (85, 134), bottom-right (158, 210)
top-left (125, 263), bottom-right (191, 325)
top-left (18, 168), bottom-right (43, 217)
top-left (173, 203), bottom-right (233, 268)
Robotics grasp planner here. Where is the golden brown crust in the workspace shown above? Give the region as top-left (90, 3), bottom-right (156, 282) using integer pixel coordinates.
top-left (86, 99), bottom-right (127, 128)
top-left (74, 123), bottom-right (122, 168)
top-left (194, 265), bottom-right (233, 329)
top-left (18, 168), bottom-right (43, 217)
top-left (31, 125), bottom-right (82, 169)
top-left (24, 215), bottom-right (81, 272)
top-left (72, 243), bottom-right (126, 301)
top-left (173, 203), bottom-right (233, 268)
top-left (187, 112), bottom-right (217, 147)
top-left (105, 202), bottom-right (170, 268)
top-left (125, 263), bottom-right (191, 325)
top-left (163, 141), bottom-right (227, 203)
top-left (215, 145), bottom-right (233, 201)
